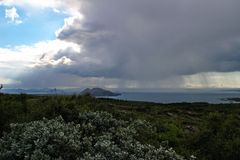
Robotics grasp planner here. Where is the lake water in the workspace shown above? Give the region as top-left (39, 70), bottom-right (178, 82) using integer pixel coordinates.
top-left (2, 89), bottom-right (240, 104)
top-left (107, 91), bottom-right (240, 104)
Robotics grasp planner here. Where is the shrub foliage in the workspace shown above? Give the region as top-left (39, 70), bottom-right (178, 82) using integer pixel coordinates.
top-left (0, 111), bottom-right (184, 160)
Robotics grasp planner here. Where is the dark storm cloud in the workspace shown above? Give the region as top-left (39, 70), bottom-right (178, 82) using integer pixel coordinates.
top-left (15, 0), bottom-right (240, 88)
top-left (55, 0), bottom-right (240, 80)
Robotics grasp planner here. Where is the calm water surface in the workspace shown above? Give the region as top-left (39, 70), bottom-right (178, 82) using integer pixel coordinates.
top-left (3, 89), bottom-right (240, 104)
top-left (108, 92), bottom-right (240, 104)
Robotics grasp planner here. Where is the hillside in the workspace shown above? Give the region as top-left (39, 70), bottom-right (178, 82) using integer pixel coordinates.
top-left (81, 88), bottom-right (121, 96)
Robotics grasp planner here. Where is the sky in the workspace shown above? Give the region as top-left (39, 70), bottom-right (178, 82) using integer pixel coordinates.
top-left (0, 0), bottom-right (240, 89)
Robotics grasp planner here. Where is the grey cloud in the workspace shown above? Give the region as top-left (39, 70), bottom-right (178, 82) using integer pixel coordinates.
top-left (54, 0), bottom-right (240, 82)
top-left (18, 68), bottom-right (184, 89)
top-left (16, 0), bottom-right (240, 88)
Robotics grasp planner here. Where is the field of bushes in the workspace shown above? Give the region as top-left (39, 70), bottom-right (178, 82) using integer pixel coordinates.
top-left (0, 93), bottom-right (240, 159)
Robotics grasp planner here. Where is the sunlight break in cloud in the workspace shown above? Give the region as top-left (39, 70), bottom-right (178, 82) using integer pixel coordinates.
top-left (0, 77), bottom-right (20, 85)
top-left (0, 39), bottom-right (81, 86)
top-left (5, 7), bottom-right (22, 24)
top-left (183, 72), bottom-right (240, 89)
top-left (0, 39), bottom-right (81, 68)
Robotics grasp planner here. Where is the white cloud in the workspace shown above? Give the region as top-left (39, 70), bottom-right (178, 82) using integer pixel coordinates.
top-left (55, 15), bottom-right (84, 38)
top-left (53, 8), bottom-right (60, 13)
top-left (5, 7), bottom-right (22, 24)
top-left (0, 0), bottom-right (83, 16)
top-left (0, 39), bottom-right (81, 86)
top-left (5, 7), bottom-right (19, 21)
top-left (0, 40), bottom-right (81, 65)
top-left (1, 0), bottom-right (62, 9)
top-left (37, 55), bottom-right (72, 66)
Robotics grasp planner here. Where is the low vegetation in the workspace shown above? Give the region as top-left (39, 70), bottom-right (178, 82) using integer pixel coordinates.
top-left (0, 112), bottom-right (183, 160)
top-left (0, 94), bottom-right (240, 159)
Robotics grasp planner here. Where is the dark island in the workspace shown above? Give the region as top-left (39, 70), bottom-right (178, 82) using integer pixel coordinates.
top-left (80, 88), bottom-right (121, 97)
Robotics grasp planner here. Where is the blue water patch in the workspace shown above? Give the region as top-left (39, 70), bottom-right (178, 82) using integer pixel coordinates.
top-left (108, 92), bottom-right (240, 104)
top-left (2, 88), bottom-right (240, 104)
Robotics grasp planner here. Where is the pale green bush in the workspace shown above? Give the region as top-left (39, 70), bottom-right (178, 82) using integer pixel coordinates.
top-left (0, 111), bottom-right (184, 160)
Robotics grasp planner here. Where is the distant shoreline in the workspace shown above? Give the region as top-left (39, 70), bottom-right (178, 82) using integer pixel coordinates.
top-left (1, 89), bottom-right (240, 104)
top-left (222, 97), bottom-right (240, 102)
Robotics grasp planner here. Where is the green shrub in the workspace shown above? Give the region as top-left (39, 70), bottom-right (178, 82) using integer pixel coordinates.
top-left (0, 111), bottom-right (184, 160)
top-left (191, 113), bottom-right (240, 160)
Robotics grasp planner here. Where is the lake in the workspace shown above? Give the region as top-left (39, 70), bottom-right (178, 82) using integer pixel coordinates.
top-left (106, 91), bottom-right (240, 104)
top-left (2, 88), bottom-right (240, 104)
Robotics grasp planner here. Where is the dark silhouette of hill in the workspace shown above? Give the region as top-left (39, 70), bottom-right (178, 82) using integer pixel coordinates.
top-left (81, 88), bottom-right (121, 96)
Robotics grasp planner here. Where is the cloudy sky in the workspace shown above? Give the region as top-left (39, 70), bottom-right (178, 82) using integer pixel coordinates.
top-left (0, 0), bottom-right (240, 89)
